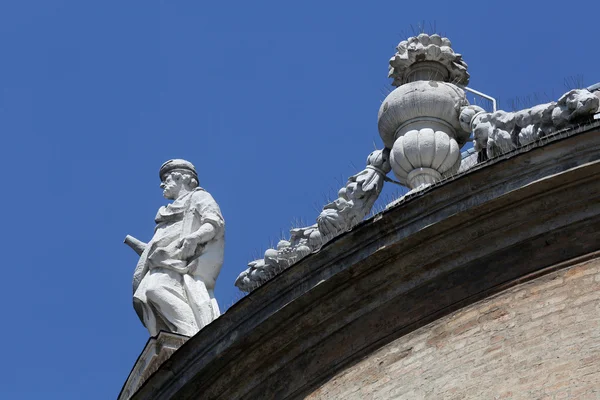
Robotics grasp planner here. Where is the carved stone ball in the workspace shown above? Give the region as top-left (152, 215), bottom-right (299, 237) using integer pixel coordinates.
top-left (459, 105), bottom-right (485, 133)
top-left (276, 240), bottom-right (291, 251)
top-left (264, 249), bottom-right (280, 267)
top-left (378, 80), bottom-right (470, 149)
top-left (317, 208), bottom-right (347, 238)
top-left (295, 245), bottom-right (312, 260)
top-left (308, 230), bottom-right (323, 250)
top-left (390, 128), bottom-right (460, 188)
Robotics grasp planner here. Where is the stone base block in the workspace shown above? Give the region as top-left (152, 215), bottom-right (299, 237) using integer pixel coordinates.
top-left (119, 332), bottom-right (189, 400)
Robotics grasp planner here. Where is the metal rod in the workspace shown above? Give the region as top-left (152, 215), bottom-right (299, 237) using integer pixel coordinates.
top-left (464, 86), bottom-right (497, 112)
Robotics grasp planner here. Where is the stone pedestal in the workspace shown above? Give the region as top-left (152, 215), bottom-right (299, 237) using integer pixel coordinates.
top-left (119, 332), bottom-right (189, 400)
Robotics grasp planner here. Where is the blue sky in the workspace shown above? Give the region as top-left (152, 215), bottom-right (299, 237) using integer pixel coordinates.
top-left (1, 1), bottom-right (598, 398)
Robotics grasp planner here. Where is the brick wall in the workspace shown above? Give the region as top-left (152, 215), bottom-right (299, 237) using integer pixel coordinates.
top-left (307, 256), bottom-right (600, 399)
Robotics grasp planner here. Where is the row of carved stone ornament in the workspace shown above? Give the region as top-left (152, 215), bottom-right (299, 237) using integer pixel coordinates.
top-left (234, 149), bottom-right (392, 292)
top-left (235, 34), bottom-right (473, 292)
top-left (460, 89), bottom-right (600, 160)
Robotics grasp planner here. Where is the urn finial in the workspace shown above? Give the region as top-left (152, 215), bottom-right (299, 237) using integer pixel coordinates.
top-left (379, 33), bottom-right (472, 190)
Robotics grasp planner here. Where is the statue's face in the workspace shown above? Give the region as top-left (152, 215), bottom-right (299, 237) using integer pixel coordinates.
top-left (160, 172), bottom-right (183, 200)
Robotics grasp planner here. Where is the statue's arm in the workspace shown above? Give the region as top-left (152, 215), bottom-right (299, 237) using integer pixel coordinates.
top-left (177, 191), bottom-right (224, 259)
top-left (188, 222), bottom-right (216, 242)
top-left (177, 222), bottom-right (216, 260)
top-left (124, 235), bottom-right (147, 256)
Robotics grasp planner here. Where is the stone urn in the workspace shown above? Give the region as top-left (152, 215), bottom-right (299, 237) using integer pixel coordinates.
top-left (377, 34), bottom-right (473, 189)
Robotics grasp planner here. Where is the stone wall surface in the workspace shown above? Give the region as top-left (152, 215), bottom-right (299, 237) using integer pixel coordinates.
top-left (307, 256), bottom-right (600, 399)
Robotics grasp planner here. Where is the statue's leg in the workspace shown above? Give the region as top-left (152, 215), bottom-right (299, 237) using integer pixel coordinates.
top-left (183, 275), bottom-right (217, 329)
top-left (134, 279), bottom-right (173, 335)
top-left (144, 269), bottom-right (199, 336)
top-left (133, 297), bottom-right (159, 336)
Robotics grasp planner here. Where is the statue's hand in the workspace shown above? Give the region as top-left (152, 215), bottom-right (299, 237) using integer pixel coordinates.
top-left (147, 247), bottom-right (172, 264)
top-left (177, 235), bottom-right (201, 260)
top-left (147, 243), bottom-right (189, 273)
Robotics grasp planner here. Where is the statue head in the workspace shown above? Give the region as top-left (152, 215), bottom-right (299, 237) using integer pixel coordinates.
top-left (159, 159), bottom-right (199, 199)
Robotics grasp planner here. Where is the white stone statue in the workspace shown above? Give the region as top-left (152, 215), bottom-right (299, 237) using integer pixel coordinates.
top-left (124, 159), bottom-right (224, 337)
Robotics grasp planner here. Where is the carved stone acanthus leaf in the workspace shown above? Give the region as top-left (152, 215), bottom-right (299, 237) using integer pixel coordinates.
top-left (459, 89), bottom-right (599, 159)
top-left (389, 33), bottom-right (470, 87)
top-left (235, 149), bottom-right (391, 292)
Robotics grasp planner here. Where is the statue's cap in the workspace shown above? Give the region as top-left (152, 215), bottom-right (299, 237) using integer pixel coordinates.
top-left (159, 159), bottom-right (198, 181)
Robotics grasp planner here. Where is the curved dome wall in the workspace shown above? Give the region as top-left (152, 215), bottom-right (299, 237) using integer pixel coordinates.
top-left (307, 256), bottom-right (600, 399)
top-left (130, 123), bottom-right (600, 400)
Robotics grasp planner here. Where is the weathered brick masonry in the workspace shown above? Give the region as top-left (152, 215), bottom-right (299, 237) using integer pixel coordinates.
top-left (308, 256), bottom-right (600, 400)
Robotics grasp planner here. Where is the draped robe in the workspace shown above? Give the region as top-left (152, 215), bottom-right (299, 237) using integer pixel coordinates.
top-left (132, 188), bottom-right (224, 337)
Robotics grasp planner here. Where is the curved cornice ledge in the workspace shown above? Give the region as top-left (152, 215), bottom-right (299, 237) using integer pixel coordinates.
top-left (131, 122), bottom-right (600, 400)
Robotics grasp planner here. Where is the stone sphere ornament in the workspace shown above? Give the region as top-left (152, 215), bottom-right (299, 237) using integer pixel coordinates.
top-left (378, 80), bottom-right (470, 149)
